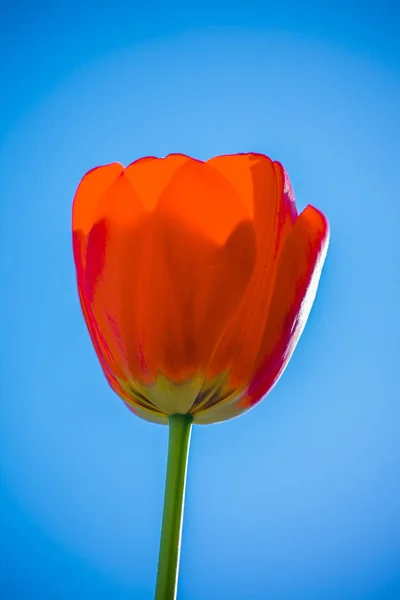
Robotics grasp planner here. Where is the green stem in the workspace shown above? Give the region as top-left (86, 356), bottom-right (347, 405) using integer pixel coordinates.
top-left (155, 414), bottom-right (193, 600)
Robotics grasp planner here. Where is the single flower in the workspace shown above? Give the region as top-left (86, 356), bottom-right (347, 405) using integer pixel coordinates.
top-left (73, 152), bottom-right (329, 598)
top-left (72, 153), bottom-right (329, 425)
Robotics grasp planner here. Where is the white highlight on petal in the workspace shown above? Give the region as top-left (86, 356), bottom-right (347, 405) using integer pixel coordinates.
top-left (283, 167), bottom-right (296, 207)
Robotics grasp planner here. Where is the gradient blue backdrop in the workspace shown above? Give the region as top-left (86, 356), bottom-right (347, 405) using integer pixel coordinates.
top-left (1, 1), bottom-right (399, 599)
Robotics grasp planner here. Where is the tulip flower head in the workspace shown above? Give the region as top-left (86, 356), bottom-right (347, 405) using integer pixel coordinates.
top-left (73, 153), bottom-right (329, 425)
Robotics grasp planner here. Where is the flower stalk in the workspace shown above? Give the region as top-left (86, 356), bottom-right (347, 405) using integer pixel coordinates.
top-left (155, 414), bottom-right (193, 599)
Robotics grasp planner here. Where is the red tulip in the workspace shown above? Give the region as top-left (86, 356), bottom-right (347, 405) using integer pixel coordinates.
top-left (72, 153), bottom-right (329, 425)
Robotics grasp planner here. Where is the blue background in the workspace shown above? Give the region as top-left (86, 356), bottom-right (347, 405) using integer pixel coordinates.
top-left (1, 1), bottom-right (399, 598)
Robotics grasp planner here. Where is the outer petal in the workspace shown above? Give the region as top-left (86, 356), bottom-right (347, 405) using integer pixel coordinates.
top-left (140, 158), bottom-right (256, 384)
top-left (72, 162), bottom-right (124, 237)
top-left (207, 153), bottom-right (297, 228)
top-left (203, 155), bottom-right (297, 385)
top-left (245, 204), bottom-right (330, 407)
top-left (140, 215), bottom-right (257, 386)
top-left (74, 230), bottom-right (165, 422)
top-left (73, 230), bottom-right (122, 377)
top-left (194, 204), bottom-right (329, 423)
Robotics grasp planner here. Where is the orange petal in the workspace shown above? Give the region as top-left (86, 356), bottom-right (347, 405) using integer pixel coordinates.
top-left (156, 158), bottom-right (251, 245)
top-left (244, 204), bottom-right (330, 407)
top-left (207, 153), bottom-right (297, 241)
top-left (123, 154), bottom-right (191, 211)
top-left (73, 230), bottom-right (126, 384)
top-left (141, 213), bottom-right (257, 382)
top-left (72, 163), bottom-right (124, 236)
top-left (83, 215), bottom-right (152, 382)
top-left (204, 155), bottom-right (296, 382)
top-left (81, 168), bottom-right (149, 374)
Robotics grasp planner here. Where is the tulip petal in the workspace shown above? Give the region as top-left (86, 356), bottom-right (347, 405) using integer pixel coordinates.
top-left (138, 214), bottom-right (257, 384)
top-left (124, 154), bottom-right (191, 211)
top-left (245, 204), bottom-right (329, 407)
top-left (72, 163), bottom-right (124, 237)
top-left (156, 158), bottom-right (252, 245)
top-left (122, 398), bottom-right (169, 425)
top-left (83, 168), bottom-right (159, 382)
top-left (73, 230), bottom-right (127, 386)
top-left (208, 153), bottom-right (296, 222)
top-left (83, 214), bottom-right (151, 382)
top-left (204, 155), bottom-right (295, 384)
top-left (75, 226), bottom-right (166, 421)
top-left (193, 204), bottom-right (329, 423)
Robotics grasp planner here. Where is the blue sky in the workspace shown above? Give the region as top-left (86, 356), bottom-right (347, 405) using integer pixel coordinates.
top-left (1, 1), bottom-right (399, 599)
